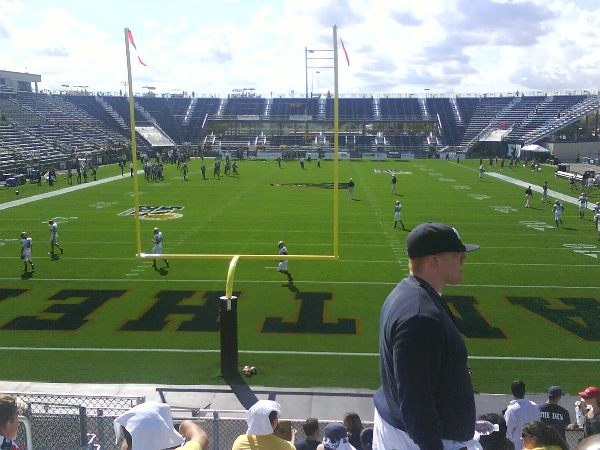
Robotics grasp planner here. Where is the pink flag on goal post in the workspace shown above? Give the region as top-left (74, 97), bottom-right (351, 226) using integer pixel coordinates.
top-left (127, 29), bottom-right (148, 66)
top-left (339, 37), bottom-right (350, 66)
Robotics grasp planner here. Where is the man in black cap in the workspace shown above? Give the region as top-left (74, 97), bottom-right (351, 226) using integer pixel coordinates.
top-left (539, 385), bottom-right (571, 440)
top-left (373, 222), bottom-right (479, 450)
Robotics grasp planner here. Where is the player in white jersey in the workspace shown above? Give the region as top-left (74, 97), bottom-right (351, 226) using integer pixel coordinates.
top-left (478, 165), bottom-right (485, 181)
top-left (578, 193), bottom-right (588, 219)
top-left (553, 201), bottom-right (563, 227)
top-left (151, 228), bottom-right (169, 269)
top-left (595, 211), bottom-right (600, 240)
top-left (48, 220), bottom-right (64, 256)
top-left (277, 240), bottom-right (293, 282)
top-left (393, 201), bottom-right (405, 229)
top-left (20, 232), bottom-right (35, 272)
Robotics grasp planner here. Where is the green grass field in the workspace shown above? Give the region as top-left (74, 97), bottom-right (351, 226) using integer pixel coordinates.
top-left (0, 157), bottom-right (598, 394)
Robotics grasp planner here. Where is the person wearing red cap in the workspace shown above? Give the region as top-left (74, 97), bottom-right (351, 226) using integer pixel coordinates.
top-left (578, 387), bottom-right (600, 438)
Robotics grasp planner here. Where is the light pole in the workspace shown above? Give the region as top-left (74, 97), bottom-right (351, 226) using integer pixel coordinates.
top-left (311, 70), bottom-right (320, 97)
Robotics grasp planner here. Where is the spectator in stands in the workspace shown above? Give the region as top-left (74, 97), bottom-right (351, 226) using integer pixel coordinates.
top-left (231, 399), bottom-right (296, 449)
top-left (575, 434), bottom-right (600, 450)
top-left (520, 421), bottom-right (568, 450)
top-left (319, 422), bottom-right (356, 450)
top-left (359, 427), bottom-right (373, 450)
top-left (0, 395), bottom-right (26, 450)
top-left (539, 386), bottom-right (570, 441)
top-left (295, 418), bottom-right (320, 450)
top-left (343, 412), bottom-right (363, 450)
top-left (114, 400), bottom-right (208, 450)
top-left (505, 380), bottom-right (541, 450)
top-left (578, 386), bottom-right (600, 438)
top-left (478, 413), bottom-right (513, 450)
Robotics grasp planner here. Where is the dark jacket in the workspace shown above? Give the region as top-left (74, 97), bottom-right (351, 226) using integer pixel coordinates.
top-left (374, 275), bottom-right (475, 450)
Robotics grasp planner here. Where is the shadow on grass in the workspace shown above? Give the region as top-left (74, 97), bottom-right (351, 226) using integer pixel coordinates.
top-left (20, 271), bottom-right (34, 280)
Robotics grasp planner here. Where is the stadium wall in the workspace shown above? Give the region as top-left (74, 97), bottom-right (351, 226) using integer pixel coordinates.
top-left (547, 141), bottom-right (600, 163)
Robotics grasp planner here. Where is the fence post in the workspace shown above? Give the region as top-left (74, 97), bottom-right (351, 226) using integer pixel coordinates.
top-left (212, 410), bottom-right (220, 450)
top-left (78, 406), bottom-right (87, 447)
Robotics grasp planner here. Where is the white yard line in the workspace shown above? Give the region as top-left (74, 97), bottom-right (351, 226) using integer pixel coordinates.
top-left (0, 346), bottom-right (597, 362)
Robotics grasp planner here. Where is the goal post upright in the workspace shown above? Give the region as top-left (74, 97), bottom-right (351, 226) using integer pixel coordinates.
top-left (124, 27), bottom-right (143, 257)
top-left (127, 25), bottom-right (342, 378)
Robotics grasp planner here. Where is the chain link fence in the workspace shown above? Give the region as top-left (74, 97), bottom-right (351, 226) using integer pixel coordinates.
top-left (8, 391), bottom-right (587, 450)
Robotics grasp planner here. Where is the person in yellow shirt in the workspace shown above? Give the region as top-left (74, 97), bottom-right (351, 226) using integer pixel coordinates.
top-left (232, 399), bottom-right (296, 450)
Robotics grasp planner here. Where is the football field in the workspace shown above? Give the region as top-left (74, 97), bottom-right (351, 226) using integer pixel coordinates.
top-left (0, 157), bottom-right (598, 394)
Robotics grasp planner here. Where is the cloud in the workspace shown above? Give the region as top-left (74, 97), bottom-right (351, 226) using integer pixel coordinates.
top-left (390, 10), bottom-right (421, 26)
top-left (35, 46), bottom-right (69, 57)
top-left (312, 0), bottom-right (365, 28)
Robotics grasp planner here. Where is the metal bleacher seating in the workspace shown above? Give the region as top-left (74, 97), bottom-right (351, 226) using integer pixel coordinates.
top-left (183, 98), bottom-right (221, 144)
top-left (270, 98), bottom-right (319, 120)
top-left (221, 97), bottom-right (266, 118)
top-left (425, 98), bottom-right (464, 146)
top-left (460, 96), bottom-right (514, 147)
top-left (379, 98), bottom-right (423, 121)
top-left (325, 98), bottom-right (374, 121)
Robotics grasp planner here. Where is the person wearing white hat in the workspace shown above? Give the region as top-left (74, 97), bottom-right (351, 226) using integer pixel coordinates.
top-left (114, 401), bottom-right (208, 450)
top-left (232, 399), bottom-right (296, 449)
top-left (393, 201), bottom-right (404, 229)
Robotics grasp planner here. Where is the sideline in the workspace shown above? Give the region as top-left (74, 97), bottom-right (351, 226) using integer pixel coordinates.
top-left (487, 172), bottom-right (596, 209)
top-left (0, 170), bottom-right (142, 212)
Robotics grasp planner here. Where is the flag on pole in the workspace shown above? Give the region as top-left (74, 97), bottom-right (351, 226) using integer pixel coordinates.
top-left (127, 29), bottom-right (147, 66)
top-left (339, 37), bottom-right (350, 66)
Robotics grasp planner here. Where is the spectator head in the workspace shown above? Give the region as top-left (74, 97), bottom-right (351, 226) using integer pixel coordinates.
top-left (478, 413), bottom-right (508, 450)
top-left (0, 395), bottom-right (19, 441)
top-left (302, 418), bottom-right (319, 439)
top-left (521, 421), bottom-right (567, 450)
top-left (511, 380), bottom-right (526, 399)
top-left (548, 386), bottom-right (565, 402)
top-left (360, 427), bottom-right (374, 450)
top-left (322, 423), bottom-right (354, 450)
top-left (578, 386), bottom-right (600, 400)
top-left (113, 401), bottom-right (184, 450)
top-left (246, 400), bottom-right (281, 435)
top-left (342, 412), bottom-right (363, 435)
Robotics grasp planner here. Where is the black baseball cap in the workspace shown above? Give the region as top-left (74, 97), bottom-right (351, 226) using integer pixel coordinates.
top-left (406, 222), bottom-right (479, 257)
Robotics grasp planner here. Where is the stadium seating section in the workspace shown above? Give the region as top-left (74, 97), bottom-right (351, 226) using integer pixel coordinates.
top-left (0, 92), bottom-right (596, 173)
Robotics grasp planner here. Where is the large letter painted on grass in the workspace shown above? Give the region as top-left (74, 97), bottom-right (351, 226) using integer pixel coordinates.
top-left (508, 297), bottom-right (600, 340)
top-left (2, 289), bottom-right (126, 330)
top-left (0, 289), bottom-right (28, 302)
top-left (120, 290), bottom-right (235, 332)
top-left (444, 296), bottom-right (505, 339)
top-left (262, 292), bottom-right (356, 334)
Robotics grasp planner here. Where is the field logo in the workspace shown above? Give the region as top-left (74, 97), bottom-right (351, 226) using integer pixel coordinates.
top-left (563, 243), bottom-right (600, 259)
top-left (119, 205), bottom-right (184, 220)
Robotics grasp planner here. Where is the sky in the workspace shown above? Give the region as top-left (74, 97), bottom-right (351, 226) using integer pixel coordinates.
top-left (1, 0), bottom-right (599, 97)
